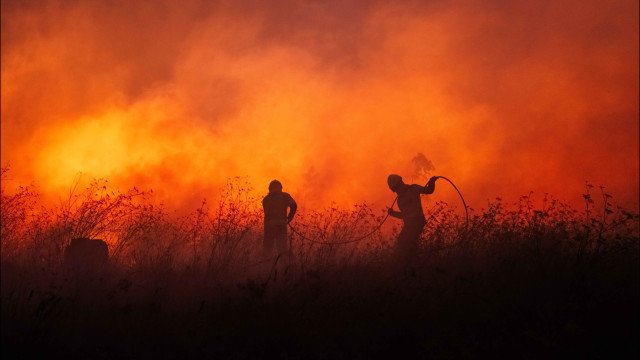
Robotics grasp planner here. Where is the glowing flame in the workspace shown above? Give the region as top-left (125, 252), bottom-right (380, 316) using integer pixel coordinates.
top-left (1, 0), bottom-right (638, 211)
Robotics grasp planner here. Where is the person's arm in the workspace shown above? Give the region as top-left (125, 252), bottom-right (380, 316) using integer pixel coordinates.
top-left (388, 208), bottom-right (403, 219)
top-left (287, 200), bottom-right (297, 223)
top-left (421, 176), bottom-right (438, 194)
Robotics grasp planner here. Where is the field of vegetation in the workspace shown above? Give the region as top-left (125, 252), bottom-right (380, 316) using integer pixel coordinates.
top-left (2, 167), bottom-right (638, 359)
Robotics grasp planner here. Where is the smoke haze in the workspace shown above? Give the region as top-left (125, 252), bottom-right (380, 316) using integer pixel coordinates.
top-left (2, 0), bottom-right (638, 211)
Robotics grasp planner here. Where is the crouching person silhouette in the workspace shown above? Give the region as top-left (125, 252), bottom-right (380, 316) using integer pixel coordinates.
top-left (262, 180), bottom-right (297, 258)
top-left (387, 174), bottom-right (438, 268)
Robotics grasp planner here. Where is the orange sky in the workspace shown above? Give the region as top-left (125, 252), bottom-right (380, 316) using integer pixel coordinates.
top-left (1, 0), bottom-right (638, 213)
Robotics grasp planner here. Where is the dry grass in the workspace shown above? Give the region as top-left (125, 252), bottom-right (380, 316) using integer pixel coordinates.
top-left (2, 168), bottom-right (638, 359)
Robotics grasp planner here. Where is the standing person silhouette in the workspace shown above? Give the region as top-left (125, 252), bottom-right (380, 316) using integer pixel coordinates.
top-left (387, 174), bottom-right (438, 267)
top-left (262, 180), bottom-right (297, 258)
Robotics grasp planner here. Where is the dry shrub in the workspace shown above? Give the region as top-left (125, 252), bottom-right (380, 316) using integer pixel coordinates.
top-left (1, 168), bottom-right (638, 359)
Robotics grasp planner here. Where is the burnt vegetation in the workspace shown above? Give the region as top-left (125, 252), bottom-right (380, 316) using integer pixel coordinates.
top-left (1, 167), bottom-right (638, 359)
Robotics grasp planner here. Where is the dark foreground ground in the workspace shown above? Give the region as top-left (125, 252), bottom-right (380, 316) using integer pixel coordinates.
top-left (2, 242), bottom-right (638, 360)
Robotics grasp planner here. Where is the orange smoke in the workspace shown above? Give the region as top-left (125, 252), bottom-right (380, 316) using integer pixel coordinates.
top-left (2, 0), bottom-right (638, 212)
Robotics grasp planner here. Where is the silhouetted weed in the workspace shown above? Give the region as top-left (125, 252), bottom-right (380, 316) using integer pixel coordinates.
top-left (2, 168), bottom-right (638, 359)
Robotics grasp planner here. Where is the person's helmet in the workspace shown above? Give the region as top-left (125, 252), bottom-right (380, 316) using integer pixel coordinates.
top-left (387, 174), bottom-right (402, 189)
top-left (268, 180), bottom-right (283, 193)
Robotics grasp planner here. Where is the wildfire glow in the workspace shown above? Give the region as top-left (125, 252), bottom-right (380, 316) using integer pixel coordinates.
top-left (2, 0), bottom-right (638, 212)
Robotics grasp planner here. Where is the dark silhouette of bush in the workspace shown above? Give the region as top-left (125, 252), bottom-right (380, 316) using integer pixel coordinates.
top-left (1, 168), bottom-right (638, 359)
top-left (63, 238), bottom-right (109, 273)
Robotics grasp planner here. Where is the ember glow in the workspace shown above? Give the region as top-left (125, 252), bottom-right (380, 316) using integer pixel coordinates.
top-left (2, 0), bottom-right (638, 211)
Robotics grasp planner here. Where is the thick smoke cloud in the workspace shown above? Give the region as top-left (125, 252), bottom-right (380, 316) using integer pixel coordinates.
top-left (2, 0), bottom-right (638, 211)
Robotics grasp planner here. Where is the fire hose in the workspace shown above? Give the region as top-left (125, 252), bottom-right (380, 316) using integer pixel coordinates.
top-left (288, 176), bottom-right (469, 245)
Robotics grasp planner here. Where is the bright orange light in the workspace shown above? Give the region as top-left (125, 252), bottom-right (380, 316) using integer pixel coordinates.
top-left (1, 0), bottom-right (638, 212)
